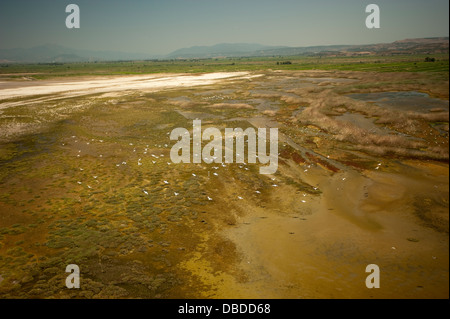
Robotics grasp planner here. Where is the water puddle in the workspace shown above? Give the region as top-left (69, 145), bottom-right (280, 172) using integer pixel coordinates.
top-left (176, 110), bottom-right (224, 120)
top-left (299, 77), bottom-right (357, 83)
top-left (336, 113), bottom-right (394, 135)
top-left (250, 89), bottom-right (302, 98)
top-left (194, 89), bottom-right (235, 96)
top-left (348, 91), bottom-right (449, 113)
top-left (248, 99), bottom-right (280, 112)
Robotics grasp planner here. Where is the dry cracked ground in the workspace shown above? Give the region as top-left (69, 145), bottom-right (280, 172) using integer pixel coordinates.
top-left (0, 70), bottom-right (448, 298)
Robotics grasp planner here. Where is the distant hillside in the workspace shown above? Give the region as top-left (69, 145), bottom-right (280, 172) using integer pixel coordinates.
top-left (0, 38), bottom-right (448, 63)
top-left (167, 37), bottom-right (449, 59)
top-left (393, 37), bottom-right (449, 44)
top-left (345, 37), bottom-right (449, 55)
top-left (0, 44), bottom-right (154, 63)
top-left (167, 43), bottom-right (287, 58)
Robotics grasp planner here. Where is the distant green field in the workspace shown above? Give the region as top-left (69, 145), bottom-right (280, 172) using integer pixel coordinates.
top-left (0, 54), bottom-right (448, 79)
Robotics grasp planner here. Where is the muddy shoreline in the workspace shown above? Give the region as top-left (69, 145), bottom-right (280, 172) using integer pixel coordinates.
top-left (0, 70), bottom-right (448, 298)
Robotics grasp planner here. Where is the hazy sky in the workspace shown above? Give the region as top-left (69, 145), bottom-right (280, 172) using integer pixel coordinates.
top-left (0, 0), bottom-right (448, 54)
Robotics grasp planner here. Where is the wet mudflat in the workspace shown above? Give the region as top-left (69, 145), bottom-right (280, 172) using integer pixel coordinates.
top-left (348, 91), bottom-right (449, 113)
top-left (0, 70), bottom-right (448, 298)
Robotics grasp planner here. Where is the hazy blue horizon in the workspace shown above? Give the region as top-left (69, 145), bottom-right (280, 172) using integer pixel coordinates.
top-left (1, 0), bottom-right (448, 55)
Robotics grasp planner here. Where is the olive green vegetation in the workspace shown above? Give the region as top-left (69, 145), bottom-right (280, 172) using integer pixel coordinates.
top-left (0, 54), bottom-right (448, 79)
top-left (0, 87), bottom-right (309, 298)
top-left (0, 99), bottom-right (206, 298)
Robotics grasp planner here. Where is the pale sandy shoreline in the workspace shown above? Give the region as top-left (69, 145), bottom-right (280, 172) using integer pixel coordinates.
top-left (0, 72), bottom-right (253, 107)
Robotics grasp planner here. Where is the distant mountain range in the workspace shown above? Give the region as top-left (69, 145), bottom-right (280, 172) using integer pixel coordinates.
top-left (166, 43), bottom-right (288, 59)
top-left (0, 44), bottom-right (153, 63)
top-left (0, 38), bottom-right (448, 63)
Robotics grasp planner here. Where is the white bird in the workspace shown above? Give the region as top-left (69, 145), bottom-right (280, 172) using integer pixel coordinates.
top-left (213, 173), bottom-right (218, 176)
top-left (192, 173), bottom-right (197, 177)
top-left (143, 189), bottom-right (148, 195)
top-left (238, 196), bottom-right (243, 200)
top-left (207, 196), bottom-right (213, 201)
top-left (174, 192), bottom-right (179, 196)
top-left (164, 181), bottom-right (169, 184)
top-left (255, 191), bottom-right (261, 194)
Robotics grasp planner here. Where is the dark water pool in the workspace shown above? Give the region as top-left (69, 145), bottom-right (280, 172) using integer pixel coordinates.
top-left (348, 91), bottom-right (449, 113)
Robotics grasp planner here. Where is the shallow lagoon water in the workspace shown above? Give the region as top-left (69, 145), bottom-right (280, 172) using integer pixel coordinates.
top-left (348, 91), bottom-right (449, 113)
top-left (336, 113), bottom-right (394, 135)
